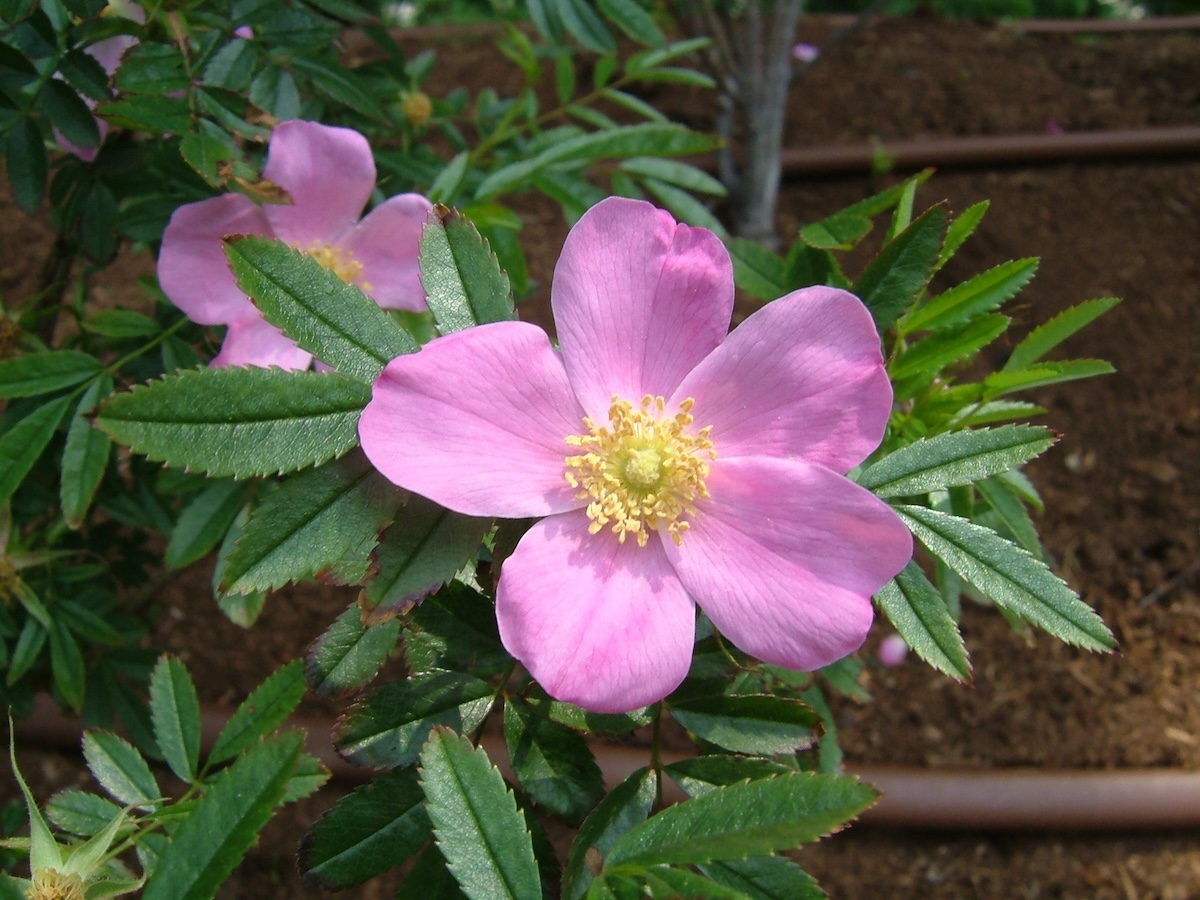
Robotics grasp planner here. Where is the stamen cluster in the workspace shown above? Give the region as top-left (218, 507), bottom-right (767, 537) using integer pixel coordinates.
top-left (564, 395), bottom-right (715, 547)
top-left (302, 240), bottom-right (372, 291)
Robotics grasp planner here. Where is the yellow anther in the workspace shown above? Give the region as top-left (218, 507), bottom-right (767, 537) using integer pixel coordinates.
top-left (564, 394), bottom-right (715, 548)
top-left (29, 870), bottom-right (86, 900)
top-left (301, 241), bottom-right (372, 292)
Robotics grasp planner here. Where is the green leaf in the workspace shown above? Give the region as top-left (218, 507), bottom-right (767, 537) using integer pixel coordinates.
top-left (292, 55), bottom-right (386, 120)
top-left (306, 602), bottom-right (401, 696)
top-left (668, 694), bottom-right (819, 756)
top-left (95, 367), bottom-right (370, 479)
top-left (419, 728), bottom-right (541, 900)
top-left (897, 504), bottom-right (1115, 650)
top-left (82, 309), bottom-right (161, 338)
top-left (220, 452), bottom-right (402, 595)
top-left (637, 867), bottom-right (747, 898)
top-left (605, 773), bottom-right (878, 869)
top-left (902, 258), bottom-right (1039, 334)
top-left (597, 0), bottom-right (664, 46)
top-left (853, 204), bottom-right (947, 332)
top-left (703, 857), bottom-right (827, 900)
top-left (891, 313), bottom-right (1009, 382)
top-left (201, 38), bottom-right (257, 91)
top-left (429, 151), bottom-right (470, 205)
top-left (875, 561), bottom-right (970, 681)
top-left (559, 0), bottom-right (616, 53)
top-left (82, 731), bottom-right (160, 811)
top-left (299, 768), bottom-right (430, 889)
top-left (663, 756), bottom-right (794, 799)
top-left (142, 732), bottom-right (302, 900)
top-left (335, 671), bottom-right (494, 769)
top-left (165, 479), bottom-right (247, 569)
top-left (95, 95), bottom-right (192, 134)
top-left (641, 177), bottom-right (726, 235)
top-left (504, 698), bottom-right (603, 821)
top-left (225, 236), bottom-right (417, 382)
top-left (534, 698), bottom-right (654, 736)
top-left (0, 350), bottom-right (100, 398)
top-left (858, 425), bottom-right (1055, 499)
top-left (395, 845), bottom-right (470, 899)
top-left (976, 474), bottom-right (1042, 554)
top-left (7, 116), bottom-right (47, 212)
top-left (801, 212), bottom-right (872, 251)
top-left (618, 157), bottom-right (724, 195)
top-left (45, 789), bottom-right (124, 838)
top-left (935, 200), bottom-right (989, 272)
top-left (420, 206), bottom-right (516, 334)
top-left (114, 42), bottom-right (190, 94)
top-left (57, 48), bottom-right (110, 102)
top-left (179, 126), bottom-right (238, 187)
top-left (208, 661), bottom-right (306, 766)
top-left (404, 581), bottom-right (511, 678)
top-left (563, 768), bottom-right (656, 900)
top-left (39, 78), bottom-right (99, 149)
top-left (1003, 297), bottom-right (1121, 372)
top-left (149, 655), bottom-right (202, 782)
top-left (283, 752), bottom-right (330, 803)
top-left (0, 395), bottom-right (71, 505)
top-left (984, 359), bottom-right (1115, 396)
top-left (63, 377), bottom-right (112, 528)
top-left (49, 621), bottom-right (85, 710)
top-left (362, 495), bottom-right (491, 618)
top-left (599, 88), bottom-right (666, 122)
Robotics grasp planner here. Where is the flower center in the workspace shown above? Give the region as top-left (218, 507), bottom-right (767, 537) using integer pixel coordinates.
top-left (564, 395), bottom-right (715, 548)
top-left (301, 241), bottom-right (373, 292)
top-left (30, 870), bottom-right (86, 900)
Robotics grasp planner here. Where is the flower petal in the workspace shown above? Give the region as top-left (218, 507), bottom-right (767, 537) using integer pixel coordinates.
top-left (667, 457), bottom-right (912, 673)
top-left (211, 313), bottom-right (312, 370)
top-left (674, 286), bottom-right (893, 472)
top-left (158, 193), bottom-right (271, 326)
top-left (338, 193), bottom-right (432, 311)
top-left (497, 512), bottom-right (696, 713)
top-left (359, 321), bottom-right (586, 517)
top-left (261, 120), bottom-right (375, 246)
top-left (553, 197), bottom-right (734, 420)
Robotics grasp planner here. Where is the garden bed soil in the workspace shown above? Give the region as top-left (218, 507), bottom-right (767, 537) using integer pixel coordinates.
top-left (4, 13), bottom-right (1200, 899)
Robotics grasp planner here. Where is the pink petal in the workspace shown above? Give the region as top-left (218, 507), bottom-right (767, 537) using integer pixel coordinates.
top-left (338, 193), bottom-right (432, 311)
top-left (261, 120), bottom-right (375, 246)
top-left (359, 321), bottom-right (586, 517)
top-left (497, 512), bottom-right (696, 713)
top-left (158, 193), bottom-right (271, 326)
top-left (674, 286), bottom-right (892, 473)
top-left (211, 313), bottom-right (312, 370)
top-left (552, 197), bottom-right (734, 421)
top-left (666, 457), bottom-right (912, 673)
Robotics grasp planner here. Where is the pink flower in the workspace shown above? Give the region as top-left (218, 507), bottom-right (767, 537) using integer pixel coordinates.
top-left (359, 197), bottom-right (913, 713)
top-left (158, 120), bottom-right (432, 369)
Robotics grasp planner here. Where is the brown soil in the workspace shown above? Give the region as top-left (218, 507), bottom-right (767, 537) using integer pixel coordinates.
top-left (4, 13), bottom-right (1200, 900)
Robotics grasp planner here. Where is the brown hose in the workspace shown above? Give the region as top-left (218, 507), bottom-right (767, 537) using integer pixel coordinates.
top-left (12, 696), bottom-right (1200, 832)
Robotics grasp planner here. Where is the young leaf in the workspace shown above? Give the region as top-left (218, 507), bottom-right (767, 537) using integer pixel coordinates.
top-left (420, 206), bottom-right (516, 334)
top-left (335, 672), bottom-right (494, 769)
top-left (703, 856), bottom-right (827, 900)
top-left (890, 313), bottom-right (1009, 382)
top-left (224, 236), bottom-right (417, 383)
top-left (604, 773), bottom-right (878, 869)
top-left (1003, 297), bottom-right (1121, 372)
top-left (404, 581), bottom-right (511, 678)
top-left (898, 504), bottom-right (1115, 651)
top-left (0, 395), bottom-right (71, 504)
top-left (935, 200), bottom-right (989, 272)
top-left (299, 768), bottom-right (430, 889)
top-left (220, 452), bottom-right (403, 596)
top-left (81, 731), bottom-right (160, 811)
top-left (165, 479), bottom-right (247, 570)
top-left (306, 602), bottom-right (402, 696)
top-left (207, 660), bottom-right (306, 766)
top-left (95, 367), bottom-right (370, 479)
top-left (142, 732), bottom-right (302, 900)
top-left (0, 350), bottom-right (100, 398)
top-left (875, 561), bottom-right (971, 681)
top-left (149, 655), bottom-right (202, 783)
top-left (857, 425), bottom-right (1055, 499)
top-left (668, 694), bottom-right (819, 756)
top-left (563, 768), bottom-right (656, 900)
top-left (504, 698), bottom-right (604, 821)
top-left (901, 258), bottom-right (1038, 334)
top-left (418, 728), bottom-right (542, 900)
top-left (854, 204), bottom-right (947, 332)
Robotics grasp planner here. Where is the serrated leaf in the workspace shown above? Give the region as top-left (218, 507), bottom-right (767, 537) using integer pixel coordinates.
top-left (663, 756), bottom-right (794, 799)
top-left (95, 95), bottom-right (191, 134)
top-left (420, 206), bottom-right (516, 334)
top-left (534, 698), bottom-right (654, 736)
top-left (902, 258), bottom-right (1038, 334)
top-left (224, 236), bottom-right (417, 382)
top-left (45, 789), bottom-right (125, 838)
top-left (419, 728), bottom-right (541, 900)
top-left (208, 661), bottom-right (306, 765)
top-left (559, 0), bottom-right (616, 53)
top-left (221, 452), bottom-right (402, 595)
top-left (39, 78), bottom-right (99, 149)
top-left (935, 200), bottom-right (989, 272)
top-left (395, 844), bottom-right (470, 899)
top-left (307, 602), bottom-right (401, 696)
top-left (142, 732), bottom-right (302, 900)
top-left (1004, 297), bottom-right (1121, 371)
top-left (668, 694), bottom-right (819, 756)
top-left (976, 474), bottom-right (1042, 554)
top-left (891, 313), bottom-right (1009, 383)
top-left (292, 55), bottom-right (386, 120)
top-left (282, 752), bottom-right (329, 803)
top-left (149, 655), bottom-right (202, 782)
top-left (404, 581), bottom-right (510, 677)
top-left (563, 767), bottom-right (656, 900)
top-left (858, 425), bottom-right (1055, 498)
top-left (985, 359), bottom-right (1115, 396)
top-left (299, 768), bottom-right (430, 889)
top-left (801, 212), bottom-right (872, 251)
top-left (114, 42), bottom-right (189, 94)
top-left (875, 561), bottom-right (970, 681)
top-left (703, 857), bottom-right (827, 900)
top-left (82, 731), bottom-right (159, 811)
top-left (597, 0), bottom-right (664, 46)
top-left (179, 127), bottom-right (238, 187)
top-left (165, 479), bottom-right (246, 570)
top-left (201, 38), bottom-right (256, 91)
top-left (7, 116), bottom-right (47, 212)
top-left (95, 367), bottom-right (370, 479)
top-left (49, 621), bottom-right (84, 710)
top-left (429, 151), bottom-right (470, 205)
top-left (336, 672), bottom-right (494, 769)
top-left (854, 204), bottom-right (946, 332)
top-left (362, 495), bottom-right (491, 618)
top-left (617, 156), bottom-right (724, 195)
top-left (504, 698), bottom-right (603, 821)
top-left (0, 351), bottom-right (101, 399)
top-left (0, 395), bottom-right (71, 505)
top-left (83, 309), bottom-right (161, 338)
top-left (898, 504), bottom-right (1115, 650)
top-left (61, 375), bottom-right (112, 528)
top-left (605, 773), bottom-right (878, 869)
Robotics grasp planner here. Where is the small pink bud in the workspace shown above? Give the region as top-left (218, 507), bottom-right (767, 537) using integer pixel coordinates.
top-left (792, 43), bottom-right (820, 64)
top-left (878, 634), bottom-right (909, 668)
top-left (234, 25), bottom-right (254, 39)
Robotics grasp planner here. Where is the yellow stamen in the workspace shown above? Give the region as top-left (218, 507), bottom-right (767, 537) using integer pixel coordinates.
top-left (564, 395), bottom-right (715, 548)
top-left (29, 870), bottom-right (86, 900)
top-left (301, 241), bottom-right (373, 292)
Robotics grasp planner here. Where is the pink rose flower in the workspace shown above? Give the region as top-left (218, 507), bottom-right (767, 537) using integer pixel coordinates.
top-left (158, 120), bottom-right (432, 369)
top-left (359, 197), bottom-right (913, 713)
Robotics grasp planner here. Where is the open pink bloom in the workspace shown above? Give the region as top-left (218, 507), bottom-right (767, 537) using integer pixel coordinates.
top-left (158, 120), bottom-right (432, 369)
top-left (360, 197), bottom-right (913, 713)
